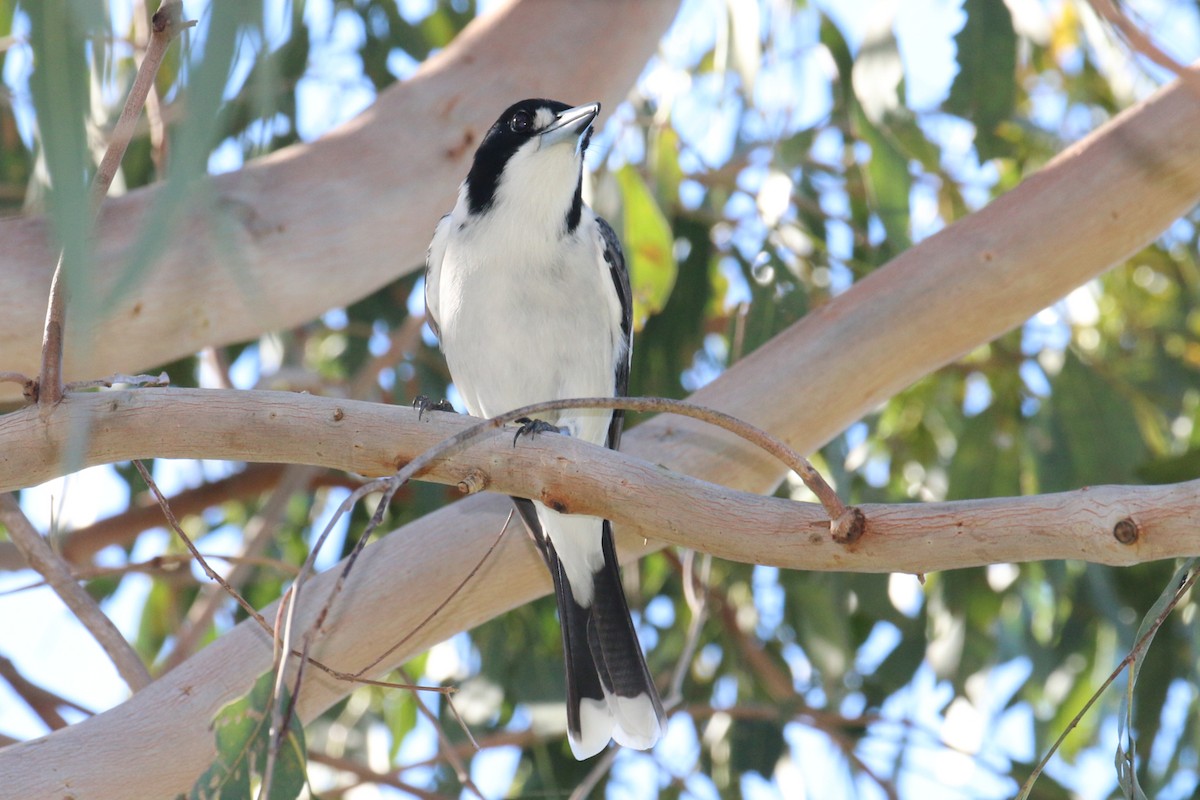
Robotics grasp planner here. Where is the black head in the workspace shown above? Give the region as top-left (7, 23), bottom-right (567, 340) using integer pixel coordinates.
top-left (464, 98), bottom-right (599, 228)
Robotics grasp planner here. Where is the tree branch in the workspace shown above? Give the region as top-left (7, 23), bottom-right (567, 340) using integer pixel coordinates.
top-left (1, 387), bottom-right (1193, 571)
top-left (0, 495), bottom-right (151, 692)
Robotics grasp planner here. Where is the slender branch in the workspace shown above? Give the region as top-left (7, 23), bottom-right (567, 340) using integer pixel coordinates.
top-left (306, 752), bottom-right (447, 800)
top-left (130, 460), bottom-right (451, 696)
top-left (403, 395), bottom-right (853, 536)
top-left (0, 655), bottom-right (94, 731)
top-left (1, 388), bottom-right (1195, 572)
top-left (161, 464), bottom-right (318, 671)
top-left (36, 1), bottom-right (193, 411)
top-left (0, 494), bottom-right (151, 691)
top-left (88, 3), bottom-right (193, 211)
top-left (0, 463), bottom-right (355, 572)
top-left (1016, 563), bottom-right (1200, 798)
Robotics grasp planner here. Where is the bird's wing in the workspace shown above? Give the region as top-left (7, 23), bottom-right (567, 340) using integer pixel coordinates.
top-left (423, 213), bottom-right (452, 340)
top-left (596, 214), bottom-right (633, 452)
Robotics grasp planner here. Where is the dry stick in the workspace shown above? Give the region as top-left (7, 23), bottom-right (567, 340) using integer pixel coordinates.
top-left (1017, 564), bottom-right (1200, 799)
top-left (128, 462), bottom-right (403, 690)
top-left (36, 1), bottom-right (193, 411)
top-left (0, 494), bottom-right (151, 691)
top-left (64, 372), bottom-right (168, 391)
top-left (398, 666), bottom-right (485, 799)
top-left (350, 510), bottom-right (515, 679)
top-left (569, 747), bottom-right (619, 800)
top-left (130, 461), bottom-right (440, 694)
top-left (0, 655), bottom-right (94, 730)
top-left (0, 552), bottom-right (299, 598)
top-left (162, 464), bottom-right (318, 672)
top-left (305, 752), bottom-right (446, 800)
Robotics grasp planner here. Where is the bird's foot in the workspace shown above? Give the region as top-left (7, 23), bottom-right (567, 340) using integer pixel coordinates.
top-left (513, 417), bottom-right (568, 447)
top-left (413, 395), bottom-right (456, 420)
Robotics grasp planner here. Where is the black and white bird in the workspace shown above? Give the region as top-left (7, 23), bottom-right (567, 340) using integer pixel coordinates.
top-left (424, 99), bottom-right (665, 759)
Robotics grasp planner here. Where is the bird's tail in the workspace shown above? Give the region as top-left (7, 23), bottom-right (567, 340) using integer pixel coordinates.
top-left (515, 500), bottom-right (665, 759)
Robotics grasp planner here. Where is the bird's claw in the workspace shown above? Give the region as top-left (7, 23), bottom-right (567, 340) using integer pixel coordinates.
top-left (513, 417), bottom-right (567, 447)
top-left (413, 395), bottom-right (456, 420)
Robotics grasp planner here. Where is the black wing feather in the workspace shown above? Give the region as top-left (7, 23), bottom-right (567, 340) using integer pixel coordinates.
top-left (596, 215), bottom-right (632, 452)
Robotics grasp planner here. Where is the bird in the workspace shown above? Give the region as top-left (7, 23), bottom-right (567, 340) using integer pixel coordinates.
top-left (424, 98), bottom-right (665, 759)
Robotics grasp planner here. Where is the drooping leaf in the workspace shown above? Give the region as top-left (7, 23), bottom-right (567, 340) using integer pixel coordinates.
top-left (190, 671), bottom-right (309, 800)
top-left (946, 0), bottom-right (1017, 161)
top-left (616, 163), bottom-right (677, 331)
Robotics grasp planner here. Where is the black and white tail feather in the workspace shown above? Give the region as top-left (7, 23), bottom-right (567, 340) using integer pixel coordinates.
top-left (424, 99), bottom-right (664, 758)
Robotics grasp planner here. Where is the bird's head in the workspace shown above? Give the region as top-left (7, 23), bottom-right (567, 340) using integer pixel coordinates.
top-left (464, 99), bottom-right (600, 231)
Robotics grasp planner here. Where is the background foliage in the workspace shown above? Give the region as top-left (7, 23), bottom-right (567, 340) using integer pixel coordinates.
top-left (2, 0), bottom-right (1200, 798)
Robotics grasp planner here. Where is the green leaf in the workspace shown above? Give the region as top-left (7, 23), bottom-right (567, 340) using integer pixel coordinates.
top-left (25, 0), bottom-right (101, 322)
top-left (1114, 559), bottom-right (1196, 800)
top-left (107, 2), bottom-right (263, 310)
top-left (1038, 353), bottom-right (1147, 491)
top-left (1135, 448), bottom-right (1200, 484)
top-left (729, 718), bottom-right (785, 778)
top-left (191, 671), bottom-right (309, 800)
top-left (851, 103), bottom-right (911, 251)
top-left (616, 164), bottom-right (677, 331)
top-left (946, 0), bottom-right (1017, 161)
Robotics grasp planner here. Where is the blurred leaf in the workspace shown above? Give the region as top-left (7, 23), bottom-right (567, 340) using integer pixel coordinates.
top-left (852, 104), bottom-right (911, 251)
top-left (191, 671), bottom-right (309, 800)
top-left (650, 124), bottom-right (683, 208)
top-left (25, 0), bottom-right (99, 318)
top-left (729, 718), bottom-right (785, 778)
top-left (1039, 353), bottom-right (1148, 491)
top-left (948, 406), bottom-right (1021, 500)
top-left (1115, 560), bottom-right (1196, 799)
top-left (616, 164), bottom-right (677, 331)
top-left (946, 0), bottom-right (1017, 161)
top-left (1135, 448), bottom-right (1200, 484)
top-left (107, 1), bottom-right (264, 309)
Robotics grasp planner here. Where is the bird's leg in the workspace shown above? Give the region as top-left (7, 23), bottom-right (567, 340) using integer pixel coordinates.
top-left (412, 395), bottom-right (456, 420)
top-left (513, 416), bottom-right (569, 447)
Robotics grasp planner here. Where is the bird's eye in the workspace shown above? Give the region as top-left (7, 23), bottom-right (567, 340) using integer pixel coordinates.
top-left (509, 111), bottom-right (533, 133)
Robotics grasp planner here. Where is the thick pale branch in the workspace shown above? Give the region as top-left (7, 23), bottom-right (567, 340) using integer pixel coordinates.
top-left (0, 388), bottom-right (1194, 571)
top-left (0, 0), bottom-right (681, 396)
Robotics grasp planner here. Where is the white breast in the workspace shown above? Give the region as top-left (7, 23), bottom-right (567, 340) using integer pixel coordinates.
top-left (431, 202), bottom-right (625, 448)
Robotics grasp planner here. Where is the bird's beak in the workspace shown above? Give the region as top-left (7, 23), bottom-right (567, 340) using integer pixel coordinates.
top-left (539, 102), bottom-right (600, 151)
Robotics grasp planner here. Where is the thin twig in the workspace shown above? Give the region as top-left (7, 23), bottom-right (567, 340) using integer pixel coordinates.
top-left (0, 494), bottom-right (151, 691)
top-left (666, 549), bottom-right (711, 706)
top-left (1017, 563), bottom-right (1200, 798)
top-left (131, 460), bottom-right (448, 694)
top-left (305, 752), bottom-right (446, 800)
top-left (36, 0), bottom-right (193, 411)
top-left (350, 510), bottom-right (515, 679)
top-left (399, 667), bottom-right (484, 799)
top-left (132, 460), bottom-right (270, 627)
top-left (0, 551), bottom-right (300, 597)
top-left (162, 465), bottom-right (317, 671)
